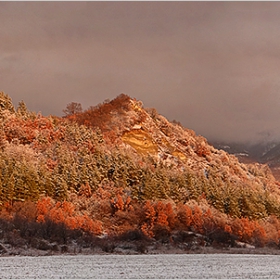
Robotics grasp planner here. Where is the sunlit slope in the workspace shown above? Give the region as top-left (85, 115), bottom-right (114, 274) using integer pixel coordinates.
top-left (0, 91), bottom-right (280, 222)
top-left (68, 94), bottom-right (280, 219)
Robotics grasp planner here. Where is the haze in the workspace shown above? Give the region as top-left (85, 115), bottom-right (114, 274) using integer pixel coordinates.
top-left (1, 1), bottom-right (280, 144)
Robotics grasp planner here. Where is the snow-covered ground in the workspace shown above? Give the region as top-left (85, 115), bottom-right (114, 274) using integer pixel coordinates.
top-left (1, 254), bottom-right (280, 279)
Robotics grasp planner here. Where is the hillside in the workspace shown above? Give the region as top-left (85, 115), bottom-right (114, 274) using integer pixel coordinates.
top-left (0, 92), bottom-right (280, 255)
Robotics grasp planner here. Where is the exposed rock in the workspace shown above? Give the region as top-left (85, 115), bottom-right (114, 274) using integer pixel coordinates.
top-left (235, 241), bottom-right (255, 249)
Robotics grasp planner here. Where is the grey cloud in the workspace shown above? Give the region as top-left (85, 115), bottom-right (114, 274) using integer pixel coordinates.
top-left (1, 2), bottom-right (280, 144)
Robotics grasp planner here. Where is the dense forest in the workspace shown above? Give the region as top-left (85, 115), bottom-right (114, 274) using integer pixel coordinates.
top-left (0, 91), bottom-right (280, 255)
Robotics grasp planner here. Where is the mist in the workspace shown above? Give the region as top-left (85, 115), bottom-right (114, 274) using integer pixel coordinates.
top-left (1, 2), bottom-right (280, 144)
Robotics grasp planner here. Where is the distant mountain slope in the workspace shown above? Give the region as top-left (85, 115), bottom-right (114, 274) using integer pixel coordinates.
top-left (211, 141), bottom-right (280, 180)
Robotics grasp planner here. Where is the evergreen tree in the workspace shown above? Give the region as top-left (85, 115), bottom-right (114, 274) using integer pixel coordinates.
top-left (0, 92), bottom-right (15, 114)
top-left (16, 100), bottom-right (29, 118)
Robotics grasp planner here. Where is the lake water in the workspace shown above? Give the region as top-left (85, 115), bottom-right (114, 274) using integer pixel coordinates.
top-left (0, 253), bottom-right (280, 279)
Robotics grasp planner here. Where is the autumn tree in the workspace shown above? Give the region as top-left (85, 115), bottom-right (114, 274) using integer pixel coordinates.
top-left (63, 102), bottom-right (83, 117)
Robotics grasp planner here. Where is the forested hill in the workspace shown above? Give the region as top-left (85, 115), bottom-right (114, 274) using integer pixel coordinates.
top-left (0, 91), bottom-right (280, 254)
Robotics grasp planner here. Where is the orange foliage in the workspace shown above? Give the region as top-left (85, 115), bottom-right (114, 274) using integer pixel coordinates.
top-left (231, 217), bottom-right (266, 245)
top-left (0, 195), bottom-right (278, 248)
top-left (144, 201), bottom-right (156, 224)
top-left (4, 116), bottom-right (63, 146)
top-left (71, 94), bottom-right (131, 132)
top-left (177, 204), bottom-right (193, 228)
top-left (141, 201), bottom-right (156, 237)
top-left (104, 131), bottom-right (118, 144)
top-left (78, 182), bottom-right (92, 198)
top-left (154, 201), bottom-right (168, 227)
top-left (141, 201), bottom-right (176, 236)
top-left (75, 214), bottom-right (102, 235)
top-left (93, 186), bottom-right (113, 200)
top-left (35, 197), bottom-right (102, 235)
top-left (192, 205), bottom-right (203, 233)
top-left (0, 202), bottom-right (14, 221)
top-left (224, 224), bottom-right (232, 234)
top-left (111, 194), bottom-right (132, 212)
top-left (46, 159), bottom-right (58, 171)
top-left (111, 194), bottom-right (124, 211)
top-left (165, 203), bottom-right (176, 229)
top-left (36, 197), bottom-right (52, 222)
top-left (12, 201), bottom-right (37, 222)
top-left (195, 140), bottom-right (210, 157)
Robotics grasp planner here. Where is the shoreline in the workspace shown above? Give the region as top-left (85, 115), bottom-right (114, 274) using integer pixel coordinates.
top-left (1, 243), bottom-right (280, 257)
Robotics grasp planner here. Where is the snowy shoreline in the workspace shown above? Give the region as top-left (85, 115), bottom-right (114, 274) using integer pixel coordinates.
top-left (1, 243), bottom-right (280, 257)
top-left (1, 253), bottom-right (280, 279)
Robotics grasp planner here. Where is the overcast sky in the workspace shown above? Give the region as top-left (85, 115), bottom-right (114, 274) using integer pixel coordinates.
top-left (2, 2), bottom-right (280, 144)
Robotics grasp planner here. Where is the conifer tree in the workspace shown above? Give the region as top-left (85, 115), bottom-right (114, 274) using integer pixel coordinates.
top-left (0, 92), bottom-right (15, 114)
top-left (16, 100), bottom-right (29, 118)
